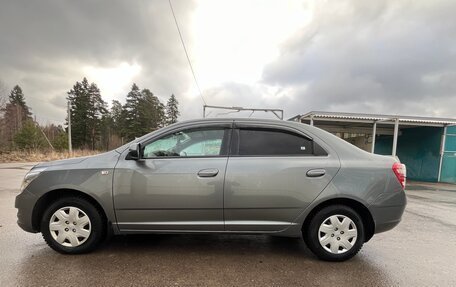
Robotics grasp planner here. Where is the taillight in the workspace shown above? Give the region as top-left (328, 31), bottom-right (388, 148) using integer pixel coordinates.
top-left (392, 162), bottom-right (406, 189)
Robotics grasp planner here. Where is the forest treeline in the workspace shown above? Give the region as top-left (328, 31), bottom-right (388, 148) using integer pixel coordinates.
top-left (0, 78), bottom-right (179, 152)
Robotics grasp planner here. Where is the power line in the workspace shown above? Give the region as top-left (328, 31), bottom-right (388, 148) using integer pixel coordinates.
top-left (168, 0), bottom-right (207, 106)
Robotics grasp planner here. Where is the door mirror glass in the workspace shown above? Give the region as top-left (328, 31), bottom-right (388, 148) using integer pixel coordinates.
top-left (127, 143), bottom-right (141, 160)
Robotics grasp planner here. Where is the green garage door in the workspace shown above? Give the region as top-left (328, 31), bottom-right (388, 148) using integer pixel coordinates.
top-left (375, 127), bottom-right (443, 182)
top-left (440, 126), bottom-right (456, 183)
top-left (441, 154), bottom-right (456, 183)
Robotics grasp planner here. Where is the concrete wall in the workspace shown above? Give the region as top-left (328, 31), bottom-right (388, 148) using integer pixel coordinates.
top-left (375, 127), bottom-right (443, 182)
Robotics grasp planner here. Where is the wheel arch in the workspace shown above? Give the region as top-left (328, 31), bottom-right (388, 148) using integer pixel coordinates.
top-left (32, 188), bottom-right (109, 233)
top-left (302, 197), bottom-right (375, 242)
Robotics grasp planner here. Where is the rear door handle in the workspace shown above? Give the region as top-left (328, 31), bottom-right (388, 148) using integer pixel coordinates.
top-left (197, 168), bottom-right (219, 178)
top-left (306, 169), bottom-right (326, 177)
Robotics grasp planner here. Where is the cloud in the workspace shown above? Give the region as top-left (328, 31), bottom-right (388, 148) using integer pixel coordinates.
top-left (1, 0), bottom-right (456, 124)
top-left (0, 0), bottom-right (196, 124)
top-left (262, 0), bottom-right (456, 118)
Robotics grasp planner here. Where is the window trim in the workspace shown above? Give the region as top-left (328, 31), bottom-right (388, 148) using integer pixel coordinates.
top-left (139, 124), bottom-right (233, 160)
top-left (231, 125), bottom-right (328, 158)
top-left (234, 123), bottom-right (313, 140)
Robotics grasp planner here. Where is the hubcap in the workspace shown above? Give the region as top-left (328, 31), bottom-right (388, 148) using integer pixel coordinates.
top-left (318, 215), bottom-right (357, 254)
top-left (49, 206), bottom-right (91, 247)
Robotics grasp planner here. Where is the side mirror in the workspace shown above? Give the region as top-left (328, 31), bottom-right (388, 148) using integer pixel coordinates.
top-left (126, 143), bottom-right (141, 160)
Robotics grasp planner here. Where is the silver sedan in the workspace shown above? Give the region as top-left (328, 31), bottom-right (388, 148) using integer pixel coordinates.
top-left (15, 118), bottom-right (406, 261)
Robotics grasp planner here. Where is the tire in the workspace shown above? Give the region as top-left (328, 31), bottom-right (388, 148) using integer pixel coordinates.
top-left (304, 205), bottom-right (364, 262)
top-left (41, 196), bottom-right (105, 254)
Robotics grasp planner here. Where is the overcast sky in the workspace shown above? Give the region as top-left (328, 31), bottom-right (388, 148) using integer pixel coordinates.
top-left (1, 0), bottom-right (456, 124)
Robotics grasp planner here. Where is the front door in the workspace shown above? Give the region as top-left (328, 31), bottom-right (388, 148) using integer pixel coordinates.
top-left (113, 125), bottom-right (231, 231)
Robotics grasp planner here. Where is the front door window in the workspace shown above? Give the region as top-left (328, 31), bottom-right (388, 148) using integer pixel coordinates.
top-left (143, 128), bottom-right (227, 158)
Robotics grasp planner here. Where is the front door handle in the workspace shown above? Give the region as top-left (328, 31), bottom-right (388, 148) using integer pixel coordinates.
top-left (197, 168), bottom-right (219, 178)
top-left (306, 169), bottom-right (326, 177)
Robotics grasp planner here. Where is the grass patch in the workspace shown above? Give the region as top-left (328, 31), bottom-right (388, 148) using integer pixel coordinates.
top-left (0, 150), bottom-right (101, 163)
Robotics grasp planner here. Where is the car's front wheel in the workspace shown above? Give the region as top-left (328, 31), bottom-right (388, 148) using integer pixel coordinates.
top-left (304, 205), bottom-right (365, 261)
top-left (41, 196), bottom-right (105, 254)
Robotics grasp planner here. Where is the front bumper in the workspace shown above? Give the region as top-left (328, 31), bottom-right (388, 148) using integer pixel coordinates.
top-left (15, 188), bottom-right (39, 233)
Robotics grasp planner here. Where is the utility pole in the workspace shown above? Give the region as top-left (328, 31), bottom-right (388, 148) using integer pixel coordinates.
top-left (67, 100), bottom-right (72, 154)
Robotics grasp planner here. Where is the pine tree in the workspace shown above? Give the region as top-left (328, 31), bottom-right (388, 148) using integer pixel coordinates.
top-left (87, 83), bottom-right (107, 149)
top-left (9, 85), bottom-right (32, 117)
top-left (109, 100), bottom-right (126, 145)
top-left (67, 78), bottom-right (106, 149)
top-left (165, 94), bottom-right (179, 125)
top-left (52, 131), bottom-right (69, 151)
top-left (122, 84), bottom-right (167, 141)
top-left (99, 112), bottom-right (112, 150)
top-left (67, 78), bottom-right (89, 148)
top-left (123, 83), bottom-right (143, 141)
top-left (2, 85), bottom-right (32, 148)
top-left (111, 100), bottom-right (124, 132)
top-left (140, 88), bottom-right (165, 130)
top-left (14, 120), bottom-right (46, 150)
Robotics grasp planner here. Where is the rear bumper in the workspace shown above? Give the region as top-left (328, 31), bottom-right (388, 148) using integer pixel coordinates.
top-left (370, 190), bottom-right (407, 234)
top-left (370, 205), bottom-right (406, 233)
top-left (15, 189), bottom-right (39, 233)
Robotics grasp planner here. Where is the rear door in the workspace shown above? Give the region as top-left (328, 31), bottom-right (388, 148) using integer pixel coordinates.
top-left (224, 122), bottom-right (340, 232)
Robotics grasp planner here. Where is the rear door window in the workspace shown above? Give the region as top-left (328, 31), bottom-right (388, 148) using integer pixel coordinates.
top-left (238, 128), bottom-right (315, 156)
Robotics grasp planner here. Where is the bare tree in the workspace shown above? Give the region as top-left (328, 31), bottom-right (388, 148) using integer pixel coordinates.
top-left (0, 80), bottom-right (9, 150)
top-left (0, 80), bottom-right (7, 110)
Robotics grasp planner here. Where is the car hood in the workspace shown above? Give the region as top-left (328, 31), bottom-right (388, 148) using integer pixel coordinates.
top-left (29, 151), bottom-right (120, 173)
top-left (34, 156), bottom-right (90, 168)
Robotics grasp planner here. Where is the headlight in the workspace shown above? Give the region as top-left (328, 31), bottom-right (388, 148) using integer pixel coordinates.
top-left (20, 167), bottom-right (47, 191)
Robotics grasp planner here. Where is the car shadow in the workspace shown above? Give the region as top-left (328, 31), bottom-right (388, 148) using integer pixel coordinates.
top-left (14, 234), bottom-right (395, 286)
top-left (102, 234), bottom-right (313, 258)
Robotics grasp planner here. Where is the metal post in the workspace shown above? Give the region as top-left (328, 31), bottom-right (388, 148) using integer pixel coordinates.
top-left (67, 100), bottom-right (72, 154)
top-left (371, 121), bottom-right (377, 153)
top-left (438, 126), bottom-right (447, 182)
top-left (202, 105), bottom-right (283, 120)
top-left (271, 110), bottom-right (284, 120)
top-left (392, 118), bottom-right (399, 156)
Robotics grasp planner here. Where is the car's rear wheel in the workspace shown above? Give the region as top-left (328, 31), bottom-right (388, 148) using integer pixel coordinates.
top-left (304, 205), bottom-right (364, 261)
top-left (41, 196), bottom-right (105, 254)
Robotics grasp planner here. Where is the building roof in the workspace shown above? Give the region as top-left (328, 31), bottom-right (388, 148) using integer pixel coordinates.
top-left (293, 111), bottom-right (456, 127)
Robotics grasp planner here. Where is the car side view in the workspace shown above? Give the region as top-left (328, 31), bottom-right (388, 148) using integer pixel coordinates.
top-left (15, 118), bottom-right (406, 261)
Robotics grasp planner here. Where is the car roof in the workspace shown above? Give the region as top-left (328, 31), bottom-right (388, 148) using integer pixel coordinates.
top-left (173, 117), bottom-right (314, 131)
